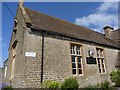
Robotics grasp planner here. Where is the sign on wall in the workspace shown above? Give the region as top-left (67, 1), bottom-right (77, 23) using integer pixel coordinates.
top-left (25, 52), bottom-right (36, 57)
top-left (86, 57), bottom-right (96, 64)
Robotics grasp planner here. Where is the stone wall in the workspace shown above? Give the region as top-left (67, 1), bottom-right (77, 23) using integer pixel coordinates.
top-left (24, 30), bottom-right (118, 88)
top-left (3, 5), bottom-right (30, 88)
top-left (2, 59), bottom-right (10, 85)
top-left (0, 68), bottom-right (2, 85)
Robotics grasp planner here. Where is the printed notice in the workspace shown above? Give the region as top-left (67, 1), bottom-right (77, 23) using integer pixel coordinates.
top-left (25, 52), bottom-right (36, 57)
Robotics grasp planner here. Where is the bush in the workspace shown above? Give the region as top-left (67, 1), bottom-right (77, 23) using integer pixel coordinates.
top-left (61, 78), bottom-right (79, 90)
top-left (110, 70), bottom-right (120, 87)
top-left (82, 81), bottom-right (111, 90)
top-left (100, 80), bottom-right (111, 90)
top-left (42, 80), bottom-right (61, 89)
top-left (82, 85), bottom-right (98, 90)
top-left (1, 86), bottom-right (13, 90)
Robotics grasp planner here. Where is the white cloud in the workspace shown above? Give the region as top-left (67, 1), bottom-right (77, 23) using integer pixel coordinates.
top-left (75, 2), bottom-right (118, 33)
top-left (103, 0), bottom-right (119, 2)
top-left (97, 2), bottom-right (118, 13)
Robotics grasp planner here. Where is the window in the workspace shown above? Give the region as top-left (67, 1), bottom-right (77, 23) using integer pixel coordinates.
top-left (70, 44), bottom-right (83, 75)
top-left (4, 64), bottom-right (7, 77)
top-left (96, 48), bottom-right (106, 74)
top-left (14, 18), bottom-right (18, 27)
top-left (11, 41), bottom-right (17, 79)
top-left (13, 18), bottom-right (18, 38)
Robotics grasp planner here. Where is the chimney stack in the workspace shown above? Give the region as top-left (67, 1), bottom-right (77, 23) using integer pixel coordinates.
top-left (103, 26), bottom-right (114, 38)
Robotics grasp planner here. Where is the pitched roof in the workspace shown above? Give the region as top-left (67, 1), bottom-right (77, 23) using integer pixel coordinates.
top-left (110, 29), bottom-right (120, 46)
top-left (24, 8), bottom-right (119, 49)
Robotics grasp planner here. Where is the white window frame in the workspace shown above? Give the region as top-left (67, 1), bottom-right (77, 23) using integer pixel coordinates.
top-left (96, 48), bottom-right (106, 74)
top-left (4, 64), bottom-right (7, 77)
top-left (71, 44), bottom-right (83, 76)
top-left (11, 41), bottom-right (17, 79)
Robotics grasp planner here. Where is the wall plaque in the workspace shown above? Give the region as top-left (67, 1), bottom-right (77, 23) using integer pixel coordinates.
top-left (25, 52), bottom-right (36, 57)
top-left (86, 57), bottom-right (96, 64)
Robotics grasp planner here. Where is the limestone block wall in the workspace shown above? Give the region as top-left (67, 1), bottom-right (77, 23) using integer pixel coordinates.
top-left (4, 25), bottom-right (119, 88)
top-left (0, 68), bottom-right (2, 85)
top-left (23, 30), bottom-right (42, 88)
top-left (3, 6), bottom-right (30, 88)
top-left (43, 34), bottom-right (72, 83)
top-left (24, 31), bottom-right (118, 88)
top-left (2, 59), bottom-right (10, 85)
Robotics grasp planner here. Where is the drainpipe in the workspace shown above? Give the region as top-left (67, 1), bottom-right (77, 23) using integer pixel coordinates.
top-left (41, 31), bottom-right (45, 83)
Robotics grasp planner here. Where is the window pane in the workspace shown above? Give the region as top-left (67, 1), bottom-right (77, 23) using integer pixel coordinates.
top-left (99, 69), bottom-right (101, 73)
top-left (102, 64), bottom-right (104, 68)
top-left (78, 69), bottom-right (82, 74)
top-left (100, 50), bottom-right (103, 57)
top-left (71, 50), bottom-right (75, 54)
top-left (71, 49), bottom-right (73, 54)
top-left (98, 59), bottom-right (100, 63)
top-left (72, 63), bottom-right (76, 68)
top-left (103, 69), bottom-right (105, 73)
top-left (101, 59), bottom-right (104, 63)
top-left (98, 64), bottom-right (101, 68)
top-left (72, 69), bottom-right (76, 74)
top-left (76, 45), bottom-right (80, 55)
top-left (76, 50), bottom-right (80, 55)
top-left (78, 63), bottom-right (81, 68)
top-left (78, 57), bottom-right (81, 62)
top-left (72, 56), bottom-right (75, 62)
top-left (76, 45), bottom-right (80, 50)
top-left (71, 45), bottom-right (75, 54)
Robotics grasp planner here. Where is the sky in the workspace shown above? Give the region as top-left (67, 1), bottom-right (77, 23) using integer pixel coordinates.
top-left (0, 2), bottom-right (119, 67)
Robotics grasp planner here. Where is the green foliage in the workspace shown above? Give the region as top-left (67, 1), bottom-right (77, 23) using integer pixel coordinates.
top-left (1, 86), bottom-right (13, 90)
top-left (82, 81), bottom-right (111, 90)
top-left (82, 85), bottom-right (98, 90)
top-left (42, 80), bottom-right (61, 89)
top-left (61, 78), bottom-right (79, 90)
top-left (110, 70), bottom-right (120, 87)
top-left (100, 80), bottom-right (111, 90)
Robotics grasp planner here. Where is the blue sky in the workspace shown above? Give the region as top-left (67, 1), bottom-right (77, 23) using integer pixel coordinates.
top-left (1, 2), bottom-right (118, 67)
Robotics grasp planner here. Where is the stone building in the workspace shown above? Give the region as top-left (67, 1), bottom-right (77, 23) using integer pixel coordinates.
top-left (2, 2), bottom-right (120, 88)
top-left (0, 68), bottom-right (3, 87)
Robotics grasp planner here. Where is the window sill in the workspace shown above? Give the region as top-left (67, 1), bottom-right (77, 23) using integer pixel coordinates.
top-left (100, 73), bottom-right (106, 75)
top-left (72, 74), bottom-right (84, 77)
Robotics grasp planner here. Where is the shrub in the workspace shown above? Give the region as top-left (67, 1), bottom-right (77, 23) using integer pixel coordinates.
top-left (82, 81), bottom-right (111, 90)
top-left (61, 78), bottom-right (79, 90)
top-left (82, 85), bottom-right (98, 90)
top-left (1, 86), bottom-right (13, 90)
top-left (110, 70), bottom-right (120, 87)
top-left (100, 80), bottom-right (111, 90)
top-left (42, 80), bottom-right (61, 89)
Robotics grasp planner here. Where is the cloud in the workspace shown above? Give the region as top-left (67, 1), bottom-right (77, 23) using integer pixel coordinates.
top-left (97, 2), bottom-right (118, 13)
top-left (75, 2), bottom-right (118, 33)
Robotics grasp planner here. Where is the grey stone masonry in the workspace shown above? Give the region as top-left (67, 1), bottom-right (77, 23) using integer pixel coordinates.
top-left (0, 68), bottom-right (3, 85)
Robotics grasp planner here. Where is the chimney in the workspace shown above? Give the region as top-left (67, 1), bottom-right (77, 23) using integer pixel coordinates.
top-left (103, 26), bottom-right (114, 38)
